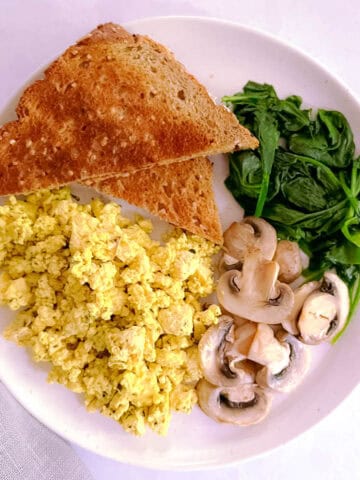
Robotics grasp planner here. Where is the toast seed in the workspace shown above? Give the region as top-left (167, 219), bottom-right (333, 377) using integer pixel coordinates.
top-left (9, 139), bottom-right (16, 145)
top-left (177, 90), bottom-right (185, 100)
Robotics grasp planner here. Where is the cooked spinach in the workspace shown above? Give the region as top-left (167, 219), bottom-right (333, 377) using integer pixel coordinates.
top-left (223, 81), bottom-right (360, 342)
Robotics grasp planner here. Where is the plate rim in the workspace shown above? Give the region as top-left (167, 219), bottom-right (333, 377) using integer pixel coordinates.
top-left (1, 14), bottom-right (360, 470)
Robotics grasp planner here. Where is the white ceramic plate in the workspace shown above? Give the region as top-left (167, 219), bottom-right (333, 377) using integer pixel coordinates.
top-left (1, 16), bottom-right (360, 470)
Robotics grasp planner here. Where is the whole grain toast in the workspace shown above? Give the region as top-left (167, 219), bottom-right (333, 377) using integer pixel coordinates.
top-left (0, 23), bottom-right (258, 196)
top-left (85, 157), bottom-right (223, 244)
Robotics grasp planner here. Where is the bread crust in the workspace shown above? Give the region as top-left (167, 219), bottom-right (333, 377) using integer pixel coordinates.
top-left (86, 157), bottom-right (223, 244)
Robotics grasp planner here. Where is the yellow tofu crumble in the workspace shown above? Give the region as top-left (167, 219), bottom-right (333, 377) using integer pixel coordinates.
top-left (0, 188), bottom-right (220, 436)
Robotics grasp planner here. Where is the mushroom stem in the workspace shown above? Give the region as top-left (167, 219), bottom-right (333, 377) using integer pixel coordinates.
top-left (217, 255), bottom-right (294, 325)
top-left (244, 323), bottom-right (290, 374)
top-left (282, 281), bottom-right (320, 335)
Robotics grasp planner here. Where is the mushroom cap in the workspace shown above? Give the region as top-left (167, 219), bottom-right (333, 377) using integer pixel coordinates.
top-left (217, 255), bottom-right (294, 324)
top-left (298, 272), bottom-right (349, 344)
top-left (198, 316), bottom-right (256, 387)
top-left (223, 217), bottom-right (277, 262)
top-left (218, 253), bottom-right (243, 274)
top-left (282, 281), bottom-right (320, 335)
top-left (256, 330), bottom-right (311, 392)
top-left (197, 379), bottom-right (272, 426)
top-left (274, 240), bottom-right (302, 284)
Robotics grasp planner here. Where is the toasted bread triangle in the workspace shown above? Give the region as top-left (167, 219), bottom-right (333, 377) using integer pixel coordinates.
top-left (85, 157), bottom-right (223, 244)
top-left (0, 23), bottom-right (258, 195)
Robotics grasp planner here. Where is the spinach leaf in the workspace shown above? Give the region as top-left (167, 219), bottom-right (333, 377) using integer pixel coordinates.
top-left (289, 110), bottom-right (354, 168)
top-left (281, 176), bottom-right (330, 211)
top-left (263, 200), bottom-right (348, 231)
top-left (327, 240), bottom-right (360, 265)
top-left (275, 96), bottom-right (311, 134)
top-left (226, 151), bottom-right (262, 200)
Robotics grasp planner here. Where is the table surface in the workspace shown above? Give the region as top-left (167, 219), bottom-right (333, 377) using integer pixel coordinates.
top-left (2, 1), bottom-right (360, 479)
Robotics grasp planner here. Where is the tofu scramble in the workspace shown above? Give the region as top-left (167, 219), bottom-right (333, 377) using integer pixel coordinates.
top-left (0, 188), bottom-right (220, 435)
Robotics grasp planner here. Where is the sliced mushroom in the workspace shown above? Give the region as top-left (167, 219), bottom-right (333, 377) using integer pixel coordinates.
top-left (274, 240), bottom-right (302, 284)
top-left (223, 217), bottom-right (277, 262)
top-left (298, 272), bottom-right (349, 344)
top-left (256, 330), bottom-right (311, 392)
top-left (198, 316), bottom-right (256, 387)
top-left (217, 255), bottom-right (294, 324)
top-left (282, 281), bottom-right (320, 335)
top-left (197, 379), bottom-right (272, 426)
top-left (234, 322), bottom-right (290, 374)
